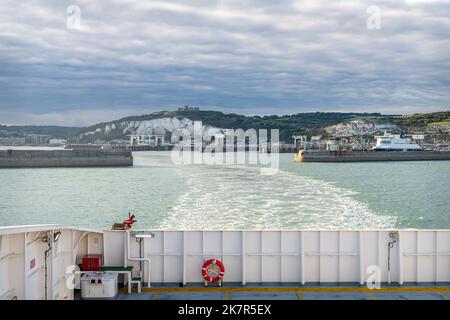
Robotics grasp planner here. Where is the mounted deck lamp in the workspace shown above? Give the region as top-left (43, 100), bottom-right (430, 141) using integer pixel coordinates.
top-left (41, 230), bottom-right (61, 244)
top-left (53, 231), bottom-right (61, 243)
top-left (132, 231), bottom-right (155, 239)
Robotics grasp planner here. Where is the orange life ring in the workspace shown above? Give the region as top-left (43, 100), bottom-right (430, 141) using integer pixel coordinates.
top-left (201, 258), bottom-right (225, 283)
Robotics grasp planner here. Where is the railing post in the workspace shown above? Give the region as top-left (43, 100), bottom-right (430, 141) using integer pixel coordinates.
top-left (300, 231), bottom-right (305, 285)
top-left (23, 233), bottom-right (28, 300)
top-left (182, 231), bottom-right (186, 286)
top-left (359, 231), bottom-right (364, 285)
top-left (241, 231), bottom-right (246, 285)
top-left (398, 231), bottom-right (403, 285)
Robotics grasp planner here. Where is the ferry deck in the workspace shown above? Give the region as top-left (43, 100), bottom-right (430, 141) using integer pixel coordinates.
top-left (1, 225), bottom-right (450, 301)
top-left (109, 285), bottom-right (450, 300)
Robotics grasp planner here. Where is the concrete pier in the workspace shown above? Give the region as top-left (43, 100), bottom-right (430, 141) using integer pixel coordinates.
top-left (0, 149), bottom-right (133, 167)
top-left (130, 145), bottom-right (173, 151)
top-left (297, 150), bottom-right (450, 162)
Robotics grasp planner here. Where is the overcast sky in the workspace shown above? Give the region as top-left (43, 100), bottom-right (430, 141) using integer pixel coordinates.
top-left (0, 0), bottom-right (449, 126)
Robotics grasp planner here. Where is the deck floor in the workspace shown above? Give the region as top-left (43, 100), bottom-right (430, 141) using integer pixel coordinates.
top-left (111, 285), bottom-right (450, 300)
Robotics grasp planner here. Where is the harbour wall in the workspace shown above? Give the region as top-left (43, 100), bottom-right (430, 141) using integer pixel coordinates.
top-left (300, 150), bottom-right (450, 162)
top-left (130, 145), bottom-right (297, 152)
top-left (130, 145), bottom-right (173, 151)
top-left (0, 149), bottom-right (133, 167)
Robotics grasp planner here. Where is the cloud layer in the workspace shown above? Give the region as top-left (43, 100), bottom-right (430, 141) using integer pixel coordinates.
top-left (0, 0), bottom-right (449, 125)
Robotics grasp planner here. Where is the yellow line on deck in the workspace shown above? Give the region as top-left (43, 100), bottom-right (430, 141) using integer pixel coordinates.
top-left (139, 287), bottom-right (437, 293)
top-left (435, 291), bottom-right (450, 300)
top-left (367, 292), bottom-right (379, 300)
top-left (296, 292), bottom-right (303, 300)
top-left (152, 293), bottom-right (158, 300)
top-left (225, 292), bottom-right (230, 300)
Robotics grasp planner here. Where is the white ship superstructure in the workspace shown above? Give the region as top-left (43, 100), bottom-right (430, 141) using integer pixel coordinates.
top-left (373, 132), bottom-right (422, 151)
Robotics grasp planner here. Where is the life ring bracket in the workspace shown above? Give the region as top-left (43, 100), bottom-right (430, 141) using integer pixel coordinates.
top-left (201, 258), bottom-right (225, 284)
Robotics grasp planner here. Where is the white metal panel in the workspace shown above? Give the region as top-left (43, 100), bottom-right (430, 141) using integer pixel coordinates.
top-left (377, 231), bottom-right (387, 282)
top-left (74, 232), bottom-right (88, 265)
top-left (437, 231), bottom-right (450, 281)
top-left (401, 231), bottom-right (416, 282)
top-left (245, 231), bottom-right (262, 283)
top-left (340, 231), bottom-right (359, 282)
top-left (320, 231), bottom-right (339, 283)
top-left (0, 235), bottom-right (11, 298)
top-left (304, 231), bottom-right (320, 282)
top-left (52, 229), bottom-right (73, 300)
top-left (87, 233), bottom-right (103, 255)
top-left (147, 231), bottom-right (164, 283)
top-left (361, 231), bottom-right (375, 282)
top-left (281, 231), bottom-right (301, 283)
top-left (417, 231), bottom-right (436, 282)
top-left (261, 231), bottom-right (281, 282)
top-left (164, 231), bottom-right (182, 282)
top-left (222, 231), bottom-right (242, 282)
top-left (185, 231), bottom-right (203, 283)
top-left (203, 231), bottom-right (221, 255)
top-left (8, 233), bottom-right (25, 299)
top-left (103, 231), bottom-right (125, 266)
top-left (25, 237), bottom-right (47, 300)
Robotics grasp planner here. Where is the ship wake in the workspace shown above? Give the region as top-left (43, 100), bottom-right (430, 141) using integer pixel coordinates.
top-left (161, 163), bottom-right (397, 229)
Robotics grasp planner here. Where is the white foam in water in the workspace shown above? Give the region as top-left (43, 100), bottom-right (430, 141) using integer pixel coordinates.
top-left (160, 161), bottom-right (397, 230)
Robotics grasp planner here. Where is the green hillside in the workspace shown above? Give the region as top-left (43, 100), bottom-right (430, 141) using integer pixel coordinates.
top-left (390, 111), bottom-right (450, 127)
top-left (0, 125), bottom-right (80, 138)
top-left (2, 110), bottom-right (449, 143)
top-left (72, 109), bottom-right (382, 142)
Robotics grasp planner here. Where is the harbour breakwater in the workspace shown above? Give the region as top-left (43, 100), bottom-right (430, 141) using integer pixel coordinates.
top-left (0, 149), bottom-right (133, 167)
top-left (297, 150), bottom-right (450, 162)
top-left (130, 145), bottom-right (173, 151)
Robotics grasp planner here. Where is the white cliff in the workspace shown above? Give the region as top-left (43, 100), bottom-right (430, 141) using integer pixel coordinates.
top-left (325, 120), bottom-right (399, 137)
top-left (75, 117), bottom-right (224, 141)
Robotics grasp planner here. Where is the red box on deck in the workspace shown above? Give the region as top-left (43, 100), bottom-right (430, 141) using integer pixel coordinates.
top-left (82, 254), bottom-right (103, 271)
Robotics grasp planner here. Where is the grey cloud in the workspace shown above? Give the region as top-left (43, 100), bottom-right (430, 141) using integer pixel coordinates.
top-left (0, 0), bottom-right (449, 125)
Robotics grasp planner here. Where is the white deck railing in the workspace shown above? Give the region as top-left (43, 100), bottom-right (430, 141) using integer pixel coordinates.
top-left (1, 225), bottom-right (450, 300)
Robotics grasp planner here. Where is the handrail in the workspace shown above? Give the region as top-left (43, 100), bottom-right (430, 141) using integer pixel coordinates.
top-left (0, 252), bottom-right (23, 262)
top-left (0, 289), bottom-right (16, 300)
